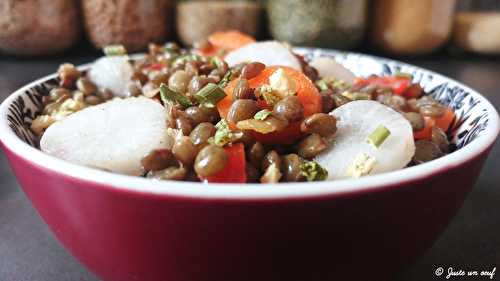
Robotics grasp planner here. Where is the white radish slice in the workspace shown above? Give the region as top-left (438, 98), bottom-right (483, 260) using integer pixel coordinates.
top-left (40, 97), bottom-right (169, 176)
top-left (309, 56), bottom-right (356, 84)
top-left (315, 100), bottom-right (415, 180)
top-left (224, 41), bottom-right (302, 70)
top-left (88, 56), bottom-right (134, 97)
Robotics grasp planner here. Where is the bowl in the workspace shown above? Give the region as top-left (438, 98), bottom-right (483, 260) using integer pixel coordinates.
top-left (1, 48), bottom-right (498, 281)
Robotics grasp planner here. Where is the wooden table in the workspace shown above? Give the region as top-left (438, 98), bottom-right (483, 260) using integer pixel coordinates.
top-left (1, 49), bottom-right (499, 281)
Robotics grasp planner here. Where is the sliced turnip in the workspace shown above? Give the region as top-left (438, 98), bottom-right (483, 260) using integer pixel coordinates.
top-left (40, 97), bottom-right (169, 176)
top-left (224, 41), bottom-right (302, 70)
top-left (309, 56), bottom-right (356, 84)
top-left (88, 56), bottom-right (134, 97)
top-left (315, 100), bottom-right (415, 180)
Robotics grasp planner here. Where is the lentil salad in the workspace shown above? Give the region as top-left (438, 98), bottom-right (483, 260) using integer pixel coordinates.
top-left (34, 31), bottom-right (455, 184)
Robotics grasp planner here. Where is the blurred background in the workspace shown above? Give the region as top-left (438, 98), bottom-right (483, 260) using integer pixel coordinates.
top-left (0, 0), bottom-right (499, 281)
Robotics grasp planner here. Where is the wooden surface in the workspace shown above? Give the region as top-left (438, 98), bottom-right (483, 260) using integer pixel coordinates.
top-left (0, 49), bottom-right (499, 281)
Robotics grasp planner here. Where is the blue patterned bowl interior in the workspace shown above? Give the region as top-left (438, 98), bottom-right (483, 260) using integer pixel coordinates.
top-left (5, 48), bottom-right (491, 152)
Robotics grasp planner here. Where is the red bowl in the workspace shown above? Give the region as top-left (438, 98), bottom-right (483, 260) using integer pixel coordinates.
top-left (1, 51), bottom-right (499, 281)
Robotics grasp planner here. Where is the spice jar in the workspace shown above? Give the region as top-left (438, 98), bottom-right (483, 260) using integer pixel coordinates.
top-left (267, 0), bottom-right (367, 49)
top-left (0, 0), bottom-right (81, 56)
top-left (372, 0), bottom-right (457, 55)
top-left (453, 0), bottom-right (500, 55)
top-left (82, 0), bottom-right (173, 52)
top-left (177, 0), bottom-right (262, 46)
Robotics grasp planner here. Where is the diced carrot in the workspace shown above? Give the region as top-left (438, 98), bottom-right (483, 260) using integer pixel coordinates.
top-left (219, 66), bottom-right (322, 144)
top-left (199, 30), bottom-right (255, 56)
top-left (413, 117), bottom-right (435, 140)
top-left (202, 143), bottom-right (246, 183)
top-left (434, 107), bottom-right (455, 132)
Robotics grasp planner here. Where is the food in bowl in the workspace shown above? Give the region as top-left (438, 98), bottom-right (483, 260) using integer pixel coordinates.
top-left (31, 31), bottom-right (455, 183)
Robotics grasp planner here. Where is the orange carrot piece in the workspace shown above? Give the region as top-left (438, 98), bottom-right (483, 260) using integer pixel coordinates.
top-left (434, 107), bottom-right (455, 132)
top-left (413, 117), bottom-right (435, 140)
top-left (219, 66), bottom-right (322, 144)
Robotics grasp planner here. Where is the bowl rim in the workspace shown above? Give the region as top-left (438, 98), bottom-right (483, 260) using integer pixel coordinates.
top-left (1, 49), bottom-right (499, 200)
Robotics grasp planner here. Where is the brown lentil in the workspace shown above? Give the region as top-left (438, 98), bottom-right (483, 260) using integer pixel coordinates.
top-left (420, 104), bottom-right (445, 118)
top-left (189, 122), bottom-right (216, 146)
top-left (194, 144), bottom-right (228, 177)
top-left (172, 136), bottom-right (198, 166)
top-left (247, 142), bottom-right (265, 169)
top-left (413, 140), bottom-right (444, 164)
top-left (168, 70), bottom-right (191, 93)
top-left (58, 63), bottom-right (80, 88)
top-left (297, 134), bottom-right (328, 159)
top-left (76, 77), bottom-right (97, 95)
top-left (245, 162), bottom-right (261, 183)
top-left (151, 72), bottom-right (171, 87)
top-left (49, 88), bottom-right (71, 102)
top-left (320, 89), bottom-right (335, 113)
top-left (84, 95), bottom-right (102, 105)
top-left (303, 65), bottom-right (319, 81)
top-left (141, 149), bottom-right (175, 172)
top-left (128, 83), bottom-right (143, 97)
top-left (332, 94), bottom-right (351, 107)
top-left (431, 127), bottom-right (449, 153)
top-left (300, 113), bottom-right (337, 137)
top-left (227, 99), bottom-right (259, 124)
top-left (241, 62), bottom-right (265, 80)
top-left (147, 165), bottom-right (187, 181)
top-left (188, 76), bottom-right (211, 96)
top-left (404, 112), bottom-right (425, 131)
top-left (232, 79), bottom-right (255, 100)
top-left (97, 89), bottom-right (114, 101)
top-left (199, 104), bottom-right (221, 123)
top-left (272, 96), bottom-right (304, 122)
top-left (262, 150), bottom-right (281, 172)
top-left (185, 106), bottom-right (209, 126)
top-left (281, 154), bottom-right (305, 182)
top-left (175, 116), bottom-right (193, 136)
top-left (406, 98), bottom-right (419, 112)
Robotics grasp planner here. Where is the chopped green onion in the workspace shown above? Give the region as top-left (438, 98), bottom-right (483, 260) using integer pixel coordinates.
top-left (218, 71), bottom-right (233, 88)
top-left (316, 79), bottom-right (329, 91)
top-left (159, 83), bottom-right (193, 108)
top-left (103, 44), bottom-right (127, 56)
top-left (195, 83), bottom-right (227, 105)
top-left (210, 56), bottom-right (225, 70)
top-left (254, 109), bottom-right (272, 121)
top-left (300, 160), bottom-right (328, 181)
top-left (214, 119), bottom-right (232, 146)
top-left (366, 125), bottom-right (391, 148)
top-left (173, 54), bottom-right (201, 65)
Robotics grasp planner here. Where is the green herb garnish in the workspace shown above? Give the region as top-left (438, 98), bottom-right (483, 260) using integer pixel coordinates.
top-left (366, 125), bottom-right (391, 148)
top-left (259, 85), bottom-right (281, 106)
top-left (300, 160), bottom-right (328, 181)
top-left (103, 44), bottom-right (127, 56)
top-left (159, 83), bottom-right (193, 108)
top-left (254, 109), bottom-right (272, 121)
top-left (195, 83), bottom-right (227, 106)
top-left (316, 79), bottom-right (329, 91)
top-left (218, 71), bottom-right (234, 88)
top-left (214, 119), bottom-right (232, 146)
top-left (210, 56), bottom-right (225, 70)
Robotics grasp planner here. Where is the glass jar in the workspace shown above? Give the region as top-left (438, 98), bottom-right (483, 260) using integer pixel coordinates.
top-left (267, 0), bottom-right (367, 50)
top-left (372, 0), bottom-right (457, 55)
top-left (176, 0), bottom-right (262, 46)
top-left (453, 0), bottom-right (500, 54)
